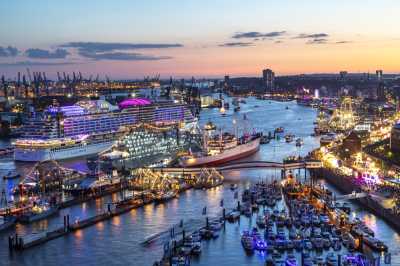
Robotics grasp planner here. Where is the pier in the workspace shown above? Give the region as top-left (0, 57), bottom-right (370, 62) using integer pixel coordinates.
top-left (312, 168), bottom-right (400, 232)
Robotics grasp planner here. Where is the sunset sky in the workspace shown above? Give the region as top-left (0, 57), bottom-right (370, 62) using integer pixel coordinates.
top-left (0, 0), bottom-right (399, 79)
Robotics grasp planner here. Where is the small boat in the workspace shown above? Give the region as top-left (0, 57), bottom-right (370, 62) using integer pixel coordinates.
top-left (312, 215), bottom-right (320, 226)
top-left (332, 237), bottom-right (341, 251)
top-left (260, 135), bottom-right (270, 144)
top-left (313, 256), bottom-right (324, 265)
top-left (204, 121), bottom-right (217, 131)
top-left (275, 239), bottom-right (286, 252)
top-left (254, 238), bottom-right (267, 251)
top-left (323, 237), bottom-right (331, 249)
top-left (209, 221), bottom-right (223, 231)
top-left (312, 237), bottom-right (324, 250)
top-left (3, 171), bottom-right (21, 180)
top-left (154, 191), bottom-right (177, 203)
top-left (256, 215), bottom-right (266, 228)
top-left (285, 134), bottom-right (294, 143)
top-left (285, 254), bottom-right (297, 266)
top-left (234, 106), bottom-right (240, 112)
top-left (241, 231), bottom-right (254, 252)
top-left (289, 228), bottom-right (297, 239)
top-left (191, 242), bottom-right (202, 255)
top-left (319, 214), bottom-right (329, 224)
top-left (326, 253), bottom-right (338, 266)
top-left (226, 210), bottom-right (240, 221)
top-left (363, 235), bottom-right (388, 252)
top-left (293, 239), bottom-right (303, 251)
top-left (275, 127), bottom-right (284, 133)
top-left (230, 183), bottom-right (238, 190)
top-left (286, 240), bottom-right (294, 250)
top-left (295, 138), bottom-right (303, 147)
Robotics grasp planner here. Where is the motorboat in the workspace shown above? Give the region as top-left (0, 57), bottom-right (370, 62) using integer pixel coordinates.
top-left (285, 254), bottom-right (297, 266)
top-left (256, 215), bottom-right (266, 228)
top-left (241, 231), bottom-right (254, 252)
top-left (326, 252), bottom-right (338, 266)
top-left (285, 134), bottom-right (294, 143)
top-left (230, 183), bottom-right (238, 190)
top-left (295, 138), bottom-right (304, 147)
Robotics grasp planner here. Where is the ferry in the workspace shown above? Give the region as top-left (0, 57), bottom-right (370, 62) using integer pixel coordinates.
top-left (179, 133), bottom-right (261, 167)
top-left (14, 99), bottom-right (196, 161)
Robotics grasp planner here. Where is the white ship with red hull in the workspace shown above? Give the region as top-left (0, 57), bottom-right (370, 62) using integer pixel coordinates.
top-left (180, 137), bottom-right (260, 167)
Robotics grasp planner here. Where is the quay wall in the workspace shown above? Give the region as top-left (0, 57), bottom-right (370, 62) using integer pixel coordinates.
top-left (312, 168), bottom-right (400, 232)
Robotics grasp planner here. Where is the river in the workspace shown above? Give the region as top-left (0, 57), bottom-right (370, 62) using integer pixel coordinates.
top-left (0, 97), bottom-right (398, 265)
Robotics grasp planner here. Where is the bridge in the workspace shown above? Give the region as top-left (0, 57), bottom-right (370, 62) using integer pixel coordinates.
top-left (150, 160), bottom-right (322, 174)
top-left (334, 191), bottom-right (368, 201)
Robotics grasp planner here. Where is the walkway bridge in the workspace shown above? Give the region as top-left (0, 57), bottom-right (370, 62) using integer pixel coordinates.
top-left (150, 160), bottom-right (322, 175)
top-left (335, 191), bottom-right (368, 201)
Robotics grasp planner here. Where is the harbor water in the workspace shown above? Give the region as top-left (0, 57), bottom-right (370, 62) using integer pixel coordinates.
top-left (0, 97), bottom-right (399, 265)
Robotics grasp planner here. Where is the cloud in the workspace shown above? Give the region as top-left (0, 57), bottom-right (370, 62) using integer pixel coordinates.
top-left (232, 31), bottom-right (286, 39)
top-left (306, 38), bottom-right (328, 45)
top-left (25, 48), bottom-right (70, 59)
top-left (0, 61), bottom-right (76, 66)
top-left (295, 33), bottom-right (329, 39)
top-left (0, 46), bottom-right (19, 57)
top-left (335, 41), bottom-right (352, 44)
top-left (60, 42), bottom-right (183, 53)
top-left (79, 51), bottom-right (172, 61)
top-left (59, 42), bottom-right (181, 61)
top-left (219, 42), bottom-right (253, 47)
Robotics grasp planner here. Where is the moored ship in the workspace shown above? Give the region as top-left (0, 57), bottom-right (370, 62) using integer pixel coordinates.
top-left (180, 133), bottom-right (261, 167)
top-left (14, 99), bottom-right (196, 161)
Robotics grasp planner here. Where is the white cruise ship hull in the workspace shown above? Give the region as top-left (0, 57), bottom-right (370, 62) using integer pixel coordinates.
top-left (180, 137), bottom-right (260, 167)
top-left (14, 141), bottom-right (114, 162)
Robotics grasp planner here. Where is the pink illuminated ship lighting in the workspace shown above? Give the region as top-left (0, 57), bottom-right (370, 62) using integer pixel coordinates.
top-left (118, 98), bottom-right (152, 109)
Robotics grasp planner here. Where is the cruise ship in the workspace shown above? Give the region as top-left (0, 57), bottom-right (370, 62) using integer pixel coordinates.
top-left (14, 98), bottom-right (196, 161)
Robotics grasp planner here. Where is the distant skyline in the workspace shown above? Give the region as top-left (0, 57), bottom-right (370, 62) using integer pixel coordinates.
top-left (0, 0), bottom-right (399, 79)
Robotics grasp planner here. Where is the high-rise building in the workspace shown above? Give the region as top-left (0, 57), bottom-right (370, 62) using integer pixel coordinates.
top-left (376, 70), bottom-right (385, 101)
top-left (262, 68), bottom-right (275, 92)
top-left (339, 71), bottom-right (348, 80)
top-left (376, 70), bottom-right (383, 81)
top-left (223, 75), bottom-right (230, 88)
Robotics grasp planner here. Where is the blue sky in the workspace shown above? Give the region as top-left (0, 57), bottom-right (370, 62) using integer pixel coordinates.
top-left (0, 0), bottom-right (399, 79)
